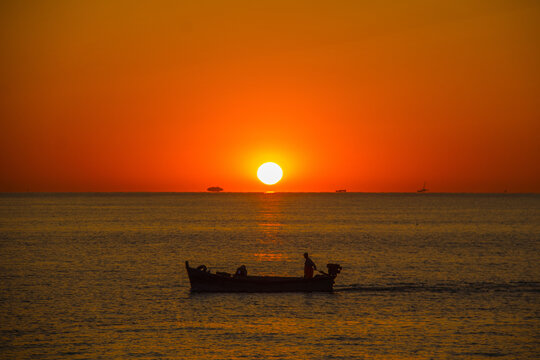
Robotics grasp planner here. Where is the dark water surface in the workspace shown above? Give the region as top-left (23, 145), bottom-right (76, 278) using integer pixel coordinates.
top-left (1, 193), bottom-right (539, 359)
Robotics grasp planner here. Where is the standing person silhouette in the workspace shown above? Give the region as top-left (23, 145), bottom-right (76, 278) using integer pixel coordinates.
top-left (303, 252), bottom-right (317, 279)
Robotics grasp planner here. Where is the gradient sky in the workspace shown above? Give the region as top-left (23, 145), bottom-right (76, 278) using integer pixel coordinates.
top-left (1, 0), bottom-right (539, 192)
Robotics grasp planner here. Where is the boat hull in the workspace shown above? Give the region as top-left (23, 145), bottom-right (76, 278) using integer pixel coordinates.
top-left (185, 262), bottom-right (335, 292)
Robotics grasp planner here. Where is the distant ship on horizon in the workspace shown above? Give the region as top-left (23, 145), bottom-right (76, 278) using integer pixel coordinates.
top-left (207, 186), bottom-right (223, 192)
top-left (417, 182), bottom-right (429, 193)
top-left (336, 189), bottom-right (347, 193)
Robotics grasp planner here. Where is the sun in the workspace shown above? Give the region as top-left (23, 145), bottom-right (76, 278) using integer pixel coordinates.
top-left (257, 162), bottom-right (283, 185)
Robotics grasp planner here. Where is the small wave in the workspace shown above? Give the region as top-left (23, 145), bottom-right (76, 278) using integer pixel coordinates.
top-left (451, 352), bottom-right (507, 358)
top-left (334, 281), bottom-right (540, 293)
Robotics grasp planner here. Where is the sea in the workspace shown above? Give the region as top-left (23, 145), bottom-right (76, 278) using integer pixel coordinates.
top-left (0, 193), bottom-right (538, 359)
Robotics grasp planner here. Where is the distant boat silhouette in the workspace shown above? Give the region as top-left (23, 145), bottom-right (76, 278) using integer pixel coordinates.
top-left (417, 182), bottom-right (429, 193)
top-left (207, 186), bottom-right (223, 192)
top-left (336, 189), bottom-right (347, 193)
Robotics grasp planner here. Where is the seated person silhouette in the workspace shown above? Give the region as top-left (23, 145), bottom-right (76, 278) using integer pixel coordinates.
top-left (235, 265), bottom-right (247, 277)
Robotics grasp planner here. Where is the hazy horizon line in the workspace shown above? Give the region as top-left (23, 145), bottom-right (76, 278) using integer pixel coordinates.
top-left (1, 191), bottom-right (538, 195)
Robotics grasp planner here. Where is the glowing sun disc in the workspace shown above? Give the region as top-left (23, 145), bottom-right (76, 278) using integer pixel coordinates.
top-left (257, 162), bottom-right (283, 185)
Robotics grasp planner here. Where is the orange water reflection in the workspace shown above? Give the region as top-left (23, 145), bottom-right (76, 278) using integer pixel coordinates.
top-left (253, 252), bottom-right (284, 261)
top-left (255, 194), bottom-right (284, 261)
top-left (256, 194), bottom-right (283, 243)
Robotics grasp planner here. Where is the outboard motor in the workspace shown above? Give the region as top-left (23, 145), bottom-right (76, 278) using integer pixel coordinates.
top-left (326, 263), bottom-right (342, 278)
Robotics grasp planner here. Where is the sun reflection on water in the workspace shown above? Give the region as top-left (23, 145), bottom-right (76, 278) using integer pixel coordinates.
top-left (253, 252), bottom-right (284, 261)
top-left (254, 194), bottom-right (286, 263)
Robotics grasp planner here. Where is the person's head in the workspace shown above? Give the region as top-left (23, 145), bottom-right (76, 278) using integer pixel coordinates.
top-left (303, 252), bottom-right (308, 259)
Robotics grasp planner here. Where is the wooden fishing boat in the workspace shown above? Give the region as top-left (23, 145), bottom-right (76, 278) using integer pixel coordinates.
top-left (185, 261), bottom-right (342, 292)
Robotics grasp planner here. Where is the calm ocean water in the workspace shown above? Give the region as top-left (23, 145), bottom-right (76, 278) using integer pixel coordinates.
top-left (0, 193), bottom-right (538, 359)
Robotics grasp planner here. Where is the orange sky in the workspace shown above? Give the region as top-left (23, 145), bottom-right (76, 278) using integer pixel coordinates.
top-left (1, 0), bottom-right (539, 192)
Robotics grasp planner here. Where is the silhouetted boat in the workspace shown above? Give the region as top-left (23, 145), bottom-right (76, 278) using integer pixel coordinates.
top-left (417, 182), bottom-right (429, 193)
top-left (336, 189), bottom-right (347, 193)
top-left (207, 186), bottom-right (223, 192)
top-left (185, 261), bottom-right (342, 292)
